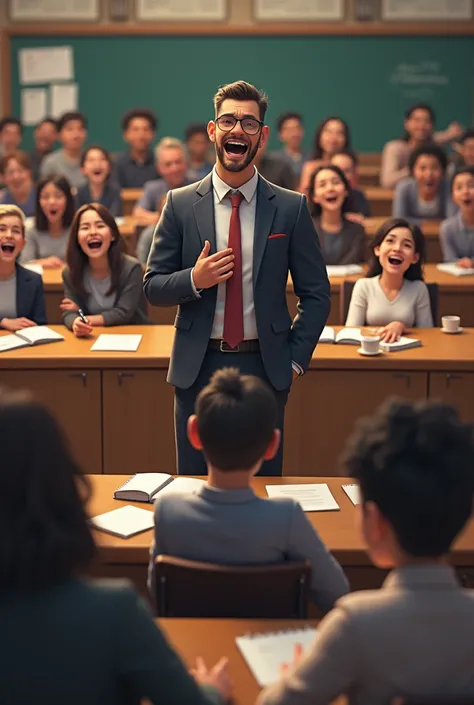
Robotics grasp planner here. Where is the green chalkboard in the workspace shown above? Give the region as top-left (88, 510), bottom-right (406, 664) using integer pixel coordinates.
top-left (10, 34), bottom-right (474, 153)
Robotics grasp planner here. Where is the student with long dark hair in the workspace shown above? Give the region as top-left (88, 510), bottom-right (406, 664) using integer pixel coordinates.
top-left (299, 117), bottom-right (351, 196)
top-left (345, 217), bottom-right (433, 340)
top-left (75, 145), bottom-right (122, 217)
top-left (60, 203), bottom-right (148, 336)
top-left (380, 104), bottom-right (463, 188)
top-left (21, 175), bottom-right (75, 268)
top-left (308, 165), bottom-right (365, 265)
top-left (0, 389), bottom-right (231, 704)
top-left (393, 144), bottom-right (455, 223)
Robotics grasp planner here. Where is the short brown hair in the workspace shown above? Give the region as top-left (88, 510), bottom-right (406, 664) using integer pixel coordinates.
top-left (0, 150), bottom-right (31, 174)
top-left (196, 368), bottom-right (277, 471)
top-left (213, 80), bottom-right (269, 121)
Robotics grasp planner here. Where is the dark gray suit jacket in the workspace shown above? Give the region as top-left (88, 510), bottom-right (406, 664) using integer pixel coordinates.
top-left (143, 173), bottom-right (330, 390)
top-left (16, 263), bottom-right (47, 324)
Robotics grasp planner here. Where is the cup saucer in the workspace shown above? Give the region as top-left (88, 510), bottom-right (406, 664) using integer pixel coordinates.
top-left (357, 347), bottom-right (382, 356)
top-left (441, 327), bottom-right (463, 334)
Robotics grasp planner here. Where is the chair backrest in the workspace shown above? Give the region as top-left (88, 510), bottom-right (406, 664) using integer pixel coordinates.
top-left (393, 698), bottom-right (474, 705)
top-left (340, 280), bottom-right (439, 327)
top-left (154, 555), bottom-right (311, 618)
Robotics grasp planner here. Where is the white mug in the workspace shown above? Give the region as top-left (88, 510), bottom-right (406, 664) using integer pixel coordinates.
top-left (361, 335), bottom-right (381, 354)
top-left (442, 315), bottom-right (461, 333)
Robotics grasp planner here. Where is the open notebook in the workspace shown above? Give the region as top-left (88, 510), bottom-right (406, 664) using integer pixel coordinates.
top-left (114, 473), bottom-right (205, 503)
top-left (266, 483), bottom-right (339, 512)
top-left (90, 505), bottom-right (154, 539)
top-left (437, 263), bottom-right (474, 277)
top-left (0, 326), bottom-right (64, 353)
top-left (319, 327), bottom-right (363, 345)
top-left (236, 628), bottom-right (318, 687)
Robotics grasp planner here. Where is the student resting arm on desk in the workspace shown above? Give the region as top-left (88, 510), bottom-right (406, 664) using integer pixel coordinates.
top-left (148, 369), bottom-right (349, 614)
top-left (308, 165), bottom-right (365, 266)
top-left (0, 205), bottom-right (46, 331)
top-left (345, 218), bottom-right (433, 342)
top-left (20, 175), bottom-right (75, 269)
top-left (0, 390), bottom-right (231, 705)
top-left (392, 144), bottom-right (456, 224)
top-left (440, 166), bottom-right (474, 268)
top-left (60, 203), bottom-right (149, 337)
top-left (257, 397), bottom-right (474, 705)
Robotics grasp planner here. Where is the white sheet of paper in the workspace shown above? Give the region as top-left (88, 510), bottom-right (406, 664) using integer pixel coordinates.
top-left (326, 264), bottom-right (363, 277)
top-left (0, 335), bottom-right (28, 353)
top-left (50, 83), bottom-right (78, 119)
top-left (90, 334), bottom-right (142, 352)
top-left (342, 484), bottom-right (360, 505)
top-left (266, 483), bottom-right (339, 512)
top-left (19, 46), bottom-right (74, 85)
top-left (91, 505), bottom-right (155, 538)
top-left (437, 262), bottom-right (474, 277)
top-left (22, 262), bottom-right (44, 275)
top-left (21, 88), bottom-right (47, 126)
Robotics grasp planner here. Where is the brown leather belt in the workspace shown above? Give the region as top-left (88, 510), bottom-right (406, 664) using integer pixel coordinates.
top-left (208, 339), bottom-right (260, 353)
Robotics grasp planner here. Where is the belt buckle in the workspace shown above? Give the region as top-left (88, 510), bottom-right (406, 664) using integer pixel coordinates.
top-left (220, 341), bottom-right (239, 353)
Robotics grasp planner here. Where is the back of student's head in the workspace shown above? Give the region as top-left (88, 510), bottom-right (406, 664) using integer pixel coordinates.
top-left (340, 397), bottom-right (474, 558)
top-left (0, 389), bottom-right (95, 592)
top-left (195, 368), bottom-right (277, 471)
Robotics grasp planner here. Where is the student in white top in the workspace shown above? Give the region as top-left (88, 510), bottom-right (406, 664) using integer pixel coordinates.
top-left (345, 217), bottom-right (433, 341)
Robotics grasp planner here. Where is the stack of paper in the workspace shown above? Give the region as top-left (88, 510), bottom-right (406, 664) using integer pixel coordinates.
top-left (236, 628), bottom-right (317, 687)
top-left (380, 337), bottom-right (422, 352)
top-left (437, 263), bottom-right (474, 277)
top-left (266, 483), bottom-right (339, 512)
top-left (90, 505), bottom-right (154, 538)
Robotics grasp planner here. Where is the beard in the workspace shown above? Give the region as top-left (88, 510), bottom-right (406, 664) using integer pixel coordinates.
top-left (215, 138), bottom-right (260, 173)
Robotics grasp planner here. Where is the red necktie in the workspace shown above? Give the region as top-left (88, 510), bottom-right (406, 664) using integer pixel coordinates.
top-left (223, 191), bottom-right (244, 349)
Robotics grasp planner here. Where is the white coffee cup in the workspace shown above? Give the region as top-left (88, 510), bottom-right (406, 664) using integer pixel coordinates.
top-left (361, 335), bottom-right (381, 354)
top-left (442, 315), bottom-right (461, 333)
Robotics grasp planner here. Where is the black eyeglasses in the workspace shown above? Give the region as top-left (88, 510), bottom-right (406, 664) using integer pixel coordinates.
top-left (215, 114), bottom-right (264, 136)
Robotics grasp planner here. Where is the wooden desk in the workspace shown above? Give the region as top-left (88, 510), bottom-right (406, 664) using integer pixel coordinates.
top-left (365, 187), bottom-right (393, 218)
top-left (159, 617), bottom-right (318, 705)
top-left (87, 474), bottom-right (474, 597)
top-left (121, 188), bottom-right (143, 216)
top-left (358, 165), bottom-right (380, 187)
top-left (365, 217), bottom-right (442, 263)
top-left (1, 326), bottom-right (473, 476)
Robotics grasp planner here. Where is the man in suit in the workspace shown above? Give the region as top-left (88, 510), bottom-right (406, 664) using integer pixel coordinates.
top-left (144, 80), bottom-right (330, 476)
top-left (258, 398), bottom-right (474, 705)
top-left (148, 368), bottom-right (348, 611)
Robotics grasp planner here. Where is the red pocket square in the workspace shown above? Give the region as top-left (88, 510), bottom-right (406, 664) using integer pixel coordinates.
top-left (268, 233), bottom-right (286, 240)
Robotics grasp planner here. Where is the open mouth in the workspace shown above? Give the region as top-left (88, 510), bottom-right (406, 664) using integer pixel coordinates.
top-left (92, 169), bottom-right (104, 177)
top-left (87, 239), bottom-right (103, 250)
top-left (423, 180), bottom-right (435, 188)
top-left (325, 194), bottom-right (339, 204)
top-left (224, 140), bottom-right (248, 157)
top-left (0, 243), bottom-right (15, 254)
top-left (388, 255), bottom-right (403, 266)
top-left (48, 209), bottom-right (59, 217)
top-left (462, 199), bottom-right (473, 207)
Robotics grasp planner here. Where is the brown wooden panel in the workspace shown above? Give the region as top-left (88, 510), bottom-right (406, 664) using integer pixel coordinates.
top-left (44, 291), bottom-right (62, 324)
top-left (102, 369), bottom-right (175, 474)
top-left (429, 371), bottom-right (474, 423)
top-left (0, 370), bottom-right (102, 473)
top-left (437, 292), bottom-right (474, 327)
top-left (285, 370), bottom-right (428, 475)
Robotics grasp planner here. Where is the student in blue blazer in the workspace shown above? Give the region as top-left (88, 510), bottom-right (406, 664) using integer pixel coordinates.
top-left (0, 204), bottom-right (46, 331)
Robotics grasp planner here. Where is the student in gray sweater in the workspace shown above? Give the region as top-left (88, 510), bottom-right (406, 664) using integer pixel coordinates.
top-left (393, 144), bottom-right (457, 224)
top-left (308, 164), bottom-right (365, 266)
top-left (440, 166), bottom-right (474, 267)
top-left (346, 218), bottom-right (433, 342)
top-left (60, 203), bottom-right (149, 335)
top-left (149, 368), bottom-right (349, 614)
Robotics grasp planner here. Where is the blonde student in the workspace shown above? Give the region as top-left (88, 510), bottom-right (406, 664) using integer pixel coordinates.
top-left (60, 203), bottom-right (149, 337)
top-left (308, 165), bottom-right (365, 266)
top-left (440, 166), bottom-right (474, 267)
top-left (258, 397), bottom-right (474, 705)
top-left (0, 204), bottom-right (46, 331)
top-left (21, 176), bottom-right (75, 269)
top-left (345, 217), bottom-right (433, 341)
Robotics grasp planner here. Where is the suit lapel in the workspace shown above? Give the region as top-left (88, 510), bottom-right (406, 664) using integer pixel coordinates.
top-left (253, 176), bottom-right (276, 285)
top-left (193, 173), bottom-right (217, 251)
top-left (15, 264), bottom-right (30, 318)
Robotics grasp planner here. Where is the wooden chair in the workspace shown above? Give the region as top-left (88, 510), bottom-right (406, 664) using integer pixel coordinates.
top-left (339, 280), bottom-right (439, 326)
top-left (154, 555), bottom-right (311, 618)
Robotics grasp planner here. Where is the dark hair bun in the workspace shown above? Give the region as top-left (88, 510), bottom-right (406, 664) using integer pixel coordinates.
top-left (212, 368), bottom-right (243, 399)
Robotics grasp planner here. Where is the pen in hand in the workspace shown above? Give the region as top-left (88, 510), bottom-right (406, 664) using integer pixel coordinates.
top-left (78, 309), bottom-right (89, 324)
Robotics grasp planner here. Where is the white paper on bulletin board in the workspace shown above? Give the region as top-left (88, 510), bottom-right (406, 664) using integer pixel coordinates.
top-left (19, 46), bottom-right (74, 85)
top-left (21, 88), bottom-right (47, 126)
top-left (136, 0), bottom-right (227, 20)
top-left (50, 83), bottom-right (78, 118)
top-left (382, 0), bottom-right (472, 20)
top-left (10, 0), bottom-right (99, 21)
top-left (254, 0), bottom-right (344, 20)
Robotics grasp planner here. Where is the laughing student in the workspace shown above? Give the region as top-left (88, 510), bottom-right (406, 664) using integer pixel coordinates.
top-left (60, 203), bottom-right (148, 337)
top-left (440, 166), bottom-right (474, 267)
top-left (75, 146), bottom-right (122, 217)
top-left (0, 205), bottom-right (46, 331)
